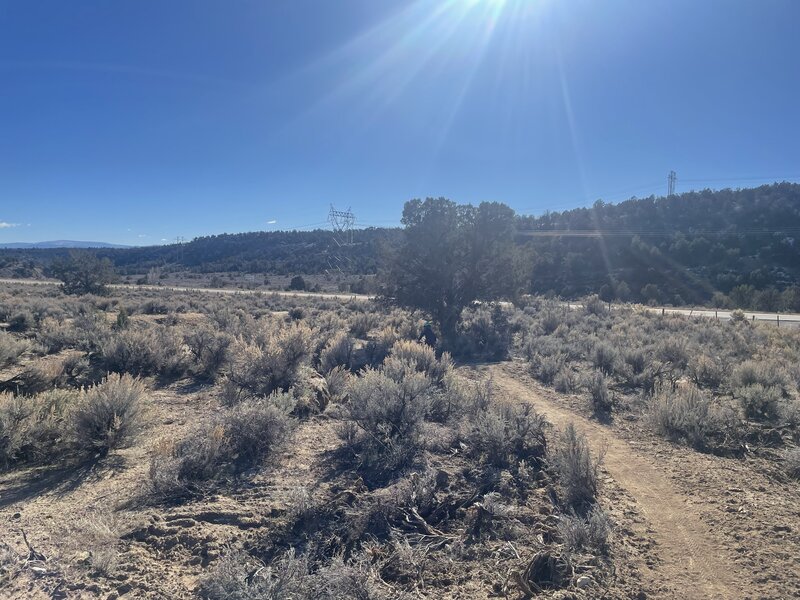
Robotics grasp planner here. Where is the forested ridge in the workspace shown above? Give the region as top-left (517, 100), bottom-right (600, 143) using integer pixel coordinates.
top-left (520, 182), bottom-right (800, 309)
top-left (2, 183), bottom-right (799, 310)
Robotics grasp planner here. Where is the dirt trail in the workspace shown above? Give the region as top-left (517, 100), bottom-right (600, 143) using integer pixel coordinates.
top-left (483, 363), bottom-right (743, 600)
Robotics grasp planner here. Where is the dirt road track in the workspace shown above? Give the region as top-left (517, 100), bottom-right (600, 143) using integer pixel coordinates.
top-left (483, 362), bottom-right (743, 600)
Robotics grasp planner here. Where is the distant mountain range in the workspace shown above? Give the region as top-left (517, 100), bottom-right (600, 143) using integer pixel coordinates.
top-left (0, 240), bottom-right (131, 249)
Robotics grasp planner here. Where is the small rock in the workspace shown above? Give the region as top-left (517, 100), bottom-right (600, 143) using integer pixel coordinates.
top-left (11, 512), bottom-right (21, 520)
top-left (576, 575), bottom-right (594, 589)
top-left (773, 524), bottom-right (791, 533)
top-left (30, 566), bottom-right (48, 576)
top-left (73, 551), bottom-right (92, 564)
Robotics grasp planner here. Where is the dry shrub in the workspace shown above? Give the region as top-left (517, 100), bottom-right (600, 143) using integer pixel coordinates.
top-left (465, 401), bottom-right (547, 469)
top-left (149, 396), bottom-right (293, 499)
top-left (550, 423), bottom-right (601, 511)
top-left (592, 342), bottom-right (619, 376)
top-left (729, 360), bottom-right (791, 396)
top-left (387, 340), bottom-right (451, 384)
top-left (735, 384), bottom-right (784, 422)
top-left (785, 448), bottom-right (800, 480)
top-left (364, 326), bottom-right (401, 367)
top-left (7, 310), bottom-right (35, 333)
top-left (0, 331), bottom-right (29, 367)
top-left (553, 368), bottom-right (578, 394)
top-left (225, 398), bottom-right (294, 465)
top-left (340, 367), bottom-right (431, 482)
top-left (531, 352), bottom-right (567, 385)
top-left (12, 360), bottom-right (67, 395)
top-left (586, 371), bottom-right (613, 414)
top-left (349, 312), bottom-right (375, 338)
top-left (199, 550), bottom-right (391, 600)
top-left (72, 373), bottom-right (146, 455)
top-left (227, 322), bottom-right (312, 398)
top-left (649, 384), bottom-right (735, 451)
top-left (453, 304), bottom-right (512, 360)
top-left (185, 325), bottom-right (233, 381)
top-left (0, 389), bottom-right (74, 468)
top-left (324, 366), bottom-right (351, 403)
top-left (319, 332), bottom-right (354, 373)
top-left (557, 508), bottom-right (612, 556)
top-left (100, 325), bottom-right (187, 377)
top-left (689, 354), bottom-right (725, 388)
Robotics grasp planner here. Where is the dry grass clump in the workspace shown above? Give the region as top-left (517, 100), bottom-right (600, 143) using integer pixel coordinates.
top-left (72, 373), bottom-right (146, 456)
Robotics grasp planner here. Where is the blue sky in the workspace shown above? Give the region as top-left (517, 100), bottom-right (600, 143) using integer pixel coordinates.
top-left (1, 0), bottom-right (799, 245)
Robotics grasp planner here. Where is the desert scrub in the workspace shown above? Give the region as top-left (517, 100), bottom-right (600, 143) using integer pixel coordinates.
top-left (0, 330), bottom-right (29, 367)
top-left (728, 360), bottom-right (791, 396)
top-left (185, 325), bottom-right (233, 380)
top-left (735, 384), bottom-right (784, 422)
top-left (318, 331), bottom-right (354, 373)
top-left (557, 508), bottom-right (612, 556)
top-left (149, 395), bottom-right (293, 499)
top-left (339, 366), bottom-right (432, 483)
top-left (227, 321), bottom-right (313, 398)
top-left (72, 373), bottom-right (146, 456)
top-left (464, 401), bottom-right (547, 469)
top-left (453, 304), bottom-right (513, 360)
top-left (387, 339), bottom-right (452, 385)
top-left (0, 389), bottom-right (75, 468)
top-left (649, 384), bottom-right (735, 451)
top-left (199, 550), bottom-right (390, 600)
top-left (99, 325), bottom-right (187, 378)
top-left (586, 371), bottom-right (613, 414)
top-left (784, 448), bottom-right (800, 480)
top-left (550, 423), bottom-right (601, 511)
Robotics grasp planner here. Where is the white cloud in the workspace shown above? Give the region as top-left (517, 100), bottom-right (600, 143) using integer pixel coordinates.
top-left (137, 234), bottom-right (148, 238)
top-left (266, 219), bottom-right (277, 224)
top-left (0, 222), bottom-right (19, 229)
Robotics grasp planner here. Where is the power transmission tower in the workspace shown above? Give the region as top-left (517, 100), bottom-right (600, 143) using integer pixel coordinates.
top-left (667, 170), bottom-right (677, 197)
top-left (327, 205), bottom-right (356, 275)
top-left (175, 236), bottom-right (185, 263)
top-left (328, 205), bottom-right (356, 245)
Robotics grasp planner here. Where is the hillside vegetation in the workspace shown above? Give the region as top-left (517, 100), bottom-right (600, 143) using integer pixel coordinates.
top-left (2, 183), bottom-right (800, 310)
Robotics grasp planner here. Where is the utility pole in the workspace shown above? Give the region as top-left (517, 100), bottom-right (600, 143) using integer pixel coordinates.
top-left (668, 170), bottom-right (677, 197)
